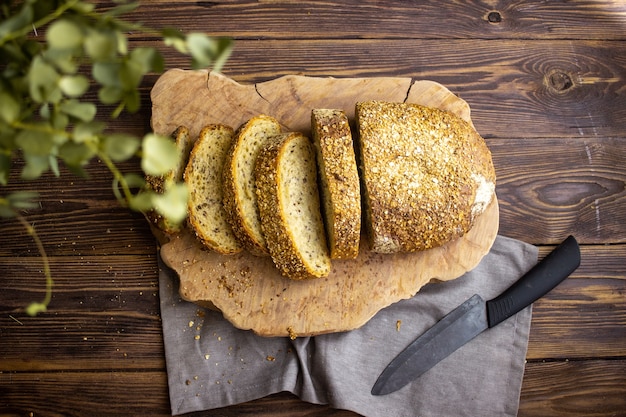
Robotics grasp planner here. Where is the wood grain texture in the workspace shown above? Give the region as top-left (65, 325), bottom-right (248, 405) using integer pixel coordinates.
top-left (1, 0), bottom-right (624, 416)
top-left (1, 361), bottom-right (624, 417)
top-left (122, 0), bottom-right (626, 41)
top-left (519, 360), bottom-right (626, 417)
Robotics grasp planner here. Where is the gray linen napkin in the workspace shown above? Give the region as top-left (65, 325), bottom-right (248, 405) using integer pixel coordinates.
top-left (159, 235), bottom-right (538, 416)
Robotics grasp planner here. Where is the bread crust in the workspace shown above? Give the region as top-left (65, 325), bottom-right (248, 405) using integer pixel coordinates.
top-left (222, 115), bottom-right (282, 256)
top-left (255, 132), bottom-right (331, 280)
top-left (185, 124), bottom-right (243, 254)
top-left (355, 101), bottom-right (496, 253)
top-left (311, 109), bottom-right (361, 259)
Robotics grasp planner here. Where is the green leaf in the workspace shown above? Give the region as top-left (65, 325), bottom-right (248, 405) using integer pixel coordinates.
top-left (98, 86), bottom-right (123, 105)
top-left (129, 189), bottom-right (154, 212)
top-left (153, 182), bottom-right (188, 223)
top-left (69, 1), bottom-right (96, 14)
top-left (130, 47), bottom-right (164, 74)
top-left (0, 4), bottom-right (33, 43)
top-left (16, 129), bottom-right (55, 156)
top-left (163, 28), bottom-right (188, 54)
top-left (59, 141), bottom-right (96, 167)
top-left (73, 121), bottom-right (105, 143)
top-left (43, 48), bottom-right (79, 74)
top-left (0, 92), bottom-right (20, 123)
top-left (141, 134), bottom-right (179, 176)
top-left (59, 75), bottom-right (90, 97)
top-left (122, 89), bottom-right (141, 113)
top-left (49, 154), bottom-right (60, 177)
top-left (0, 151), bottom-right (12, 186)
top-left (26, 302), bottom-right (47, 316)
top-left (21, 154), bottom-right (50, 180)
top-left (115, 30), bottom-right (128, 56)
top-left (93, 62), bottom-right (121, 87)
top-left (29, 56), bottom-right (62, 103)
top-left (119, 58), bottom-right (144, 90)
top-left (103, 2), bottom-right (140, 18)
top-left (59, 99), bottom-right (96, 122)
top-left (103, 133), bottom-right (140, 162)
top-left (84, 30), bottom-right (118, 61)
top-left (50, 110), bottom-right (69, 130)
top-left (186, 34), bottom-right (233, 71)
top-left (46, 19), bottom-right (83, 50)
top-left (123, 173), bottom-right (147, 189)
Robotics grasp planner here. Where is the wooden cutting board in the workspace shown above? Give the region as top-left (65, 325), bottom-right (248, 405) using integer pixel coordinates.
top-left (151, 70), bottom-right (499, 337)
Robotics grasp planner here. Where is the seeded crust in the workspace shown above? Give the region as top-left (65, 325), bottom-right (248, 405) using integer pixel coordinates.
top-left (311, 109), bottom-right (361, 259)
top-left (255, 132), bottom-right (331, 280)
top-left (355, 101), bottom-right (496, 253)
top-left (223, 115), bottom-right (283, 256)
top-left (145, 126), bottom-right (193, 234)
top-left (185, 124), bottom-right (243, 254)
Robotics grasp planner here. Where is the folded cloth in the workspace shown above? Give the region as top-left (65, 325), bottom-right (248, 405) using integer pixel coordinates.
top-left (159, 235), bottom-right (538, 416)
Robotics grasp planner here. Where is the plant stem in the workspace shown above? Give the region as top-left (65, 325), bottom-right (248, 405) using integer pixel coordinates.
top-left (15, 212), bottom-right (53, 313)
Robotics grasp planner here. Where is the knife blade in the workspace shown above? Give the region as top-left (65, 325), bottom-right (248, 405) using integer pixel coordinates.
top-left (371, 235), bottom-right (581, 396)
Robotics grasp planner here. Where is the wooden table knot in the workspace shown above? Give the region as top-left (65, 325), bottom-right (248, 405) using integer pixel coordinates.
top-left (487, 11), bottom-right (502, 23)
top-left (547, 71), bottom-right (575, 93)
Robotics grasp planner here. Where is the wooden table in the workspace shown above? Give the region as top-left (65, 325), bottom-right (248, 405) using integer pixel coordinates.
top-left (1, 1), bottom-right (625, 416)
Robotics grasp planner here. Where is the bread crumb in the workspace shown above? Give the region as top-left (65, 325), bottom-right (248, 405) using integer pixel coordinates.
top-left (266, 356), bottom-right (275, 361)
top-left (287, 326), bottom-right (297, 340)
top-left (396, 320), bottom-right (402, 331)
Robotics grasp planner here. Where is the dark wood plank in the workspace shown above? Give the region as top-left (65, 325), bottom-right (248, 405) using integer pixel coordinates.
top-left (519, 360), bottom-right (626, 417)
top-left (1, 244), bottom-right (623, 371)
top-left (0, 255), bottom-right (164, 371)
top-left (122, 0), bottom-right (626, 40)
top-left (526, 244), bottom-right (626, 359)
top-left (490, 137), bottom-right (626, 244)
top-left (1, 360), bottom-right (624, 417)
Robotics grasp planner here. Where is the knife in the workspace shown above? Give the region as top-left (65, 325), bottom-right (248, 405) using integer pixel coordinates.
top-left (371, 235), bottom-right (581, 396)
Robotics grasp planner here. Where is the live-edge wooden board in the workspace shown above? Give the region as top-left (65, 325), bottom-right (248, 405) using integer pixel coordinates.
top-left (151, 70), bottom-right (498, 337)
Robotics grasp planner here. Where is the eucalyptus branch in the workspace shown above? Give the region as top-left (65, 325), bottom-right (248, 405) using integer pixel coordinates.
top-left (1, 0), bottom-right (232, 315)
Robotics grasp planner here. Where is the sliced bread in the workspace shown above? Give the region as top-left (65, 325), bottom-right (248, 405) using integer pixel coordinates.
top-left (355, 101), bottom-right (496, 253)
top-left (255, 132), bottom-right (331, 280)
top-left (145, 125), bottom-right (193, 234)
top-left (223, 115), bottom-right (282, 255)
top-left (185, 124), bottom-right (243, 254)
top-left (311, 109), bottom-right (361, 259)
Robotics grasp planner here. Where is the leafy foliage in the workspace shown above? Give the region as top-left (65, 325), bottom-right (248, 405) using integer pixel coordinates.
top-left (0, 0), bottom-right (233, 314)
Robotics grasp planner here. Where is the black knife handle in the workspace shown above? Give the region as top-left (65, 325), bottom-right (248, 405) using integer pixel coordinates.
top-left (486, 235), bottom-right (580, 328)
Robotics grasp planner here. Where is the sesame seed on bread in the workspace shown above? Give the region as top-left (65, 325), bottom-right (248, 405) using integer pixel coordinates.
top-left (355, 101), bottom-right (496, 253)
top-left (255, 132), bottom-right (331, 279)
top-left (185, 124), bottom-right (243, 254)
top-left (311, 109), bottom-right (361, 259)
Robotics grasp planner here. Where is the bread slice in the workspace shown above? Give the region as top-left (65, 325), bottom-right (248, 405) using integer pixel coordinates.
top-left (311, 109), bottom-right (361, 259)
top-left (223, 115), bottom-right (282, 255)
top-left (255, 132), bottom-right (331, 279)
top-left (355, 101), bottom-right (496, 253)
top-left (184, 124), bottom-right (243, 254)
top-left (145, 125), bottom-right (193, 234)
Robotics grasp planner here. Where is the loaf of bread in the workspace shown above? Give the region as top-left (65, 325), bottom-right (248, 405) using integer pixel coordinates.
top-left (145, 125), bottom-right (193, 234)
top-left (185, 124), bottom-right (243, 254)
top-left (223, 115), bottom-right (282, 255)
top-left (355, 101), bottom-right (496, 253)
top-left (255, 132), bottom-right (331, 279)
top-left (311, 109), bottom-right (361, 259)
